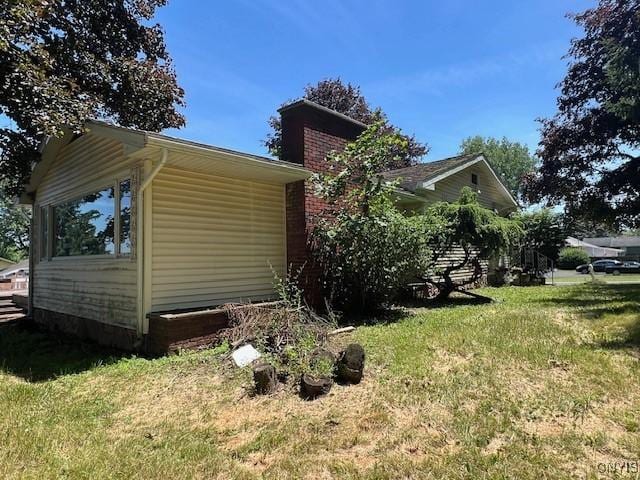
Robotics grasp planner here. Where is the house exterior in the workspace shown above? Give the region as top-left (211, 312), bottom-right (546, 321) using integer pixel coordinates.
top-left (583, 236), bottom-right (640, 258)
top-left (381, 153), bottom-right (518, 215)
top-left (565, 237), bottom-right (624, 258)
top-left (22, 100), bottom-right (517, 352)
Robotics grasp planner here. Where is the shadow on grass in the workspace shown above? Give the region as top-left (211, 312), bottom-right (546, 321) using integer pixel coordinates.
top-left (598, 321), bottom-right (640, 351)
top-left (343, 294), bottom-right (494, 327)
top-left (536, 283), bottom-right (640, 351)
top-left (343, 308), bottom-right (410, 327)
top-left (0, 321), bottom-right (127, 382)
top-left (399, 294), bottom-right (493, 310)
top-left (533, 283), bottom-right (640, 312)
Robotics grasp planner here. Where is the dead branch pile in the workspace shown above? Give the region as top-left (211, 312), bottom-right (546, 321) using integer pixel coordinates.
top-left (220, 302), bottom-right (337, 357)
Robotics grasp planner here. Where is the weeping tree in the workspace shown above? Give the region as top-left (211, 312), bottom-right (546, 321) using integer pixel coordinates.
top-left (423, 188), bottom-right (523, 299)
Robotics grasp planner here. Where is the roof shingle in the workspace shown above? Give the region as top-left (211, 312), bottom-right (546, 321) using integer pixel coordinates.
top-left (380, 153), bottom-right (480, 192)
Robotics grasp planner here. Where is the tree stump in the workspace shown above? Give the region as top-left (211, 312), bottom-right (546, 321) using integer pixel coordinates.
top-left (310, 348), bottom-right (336, 370)
top-left (337, 343), bottom-right (365, 384)
top-left (300, 374), bottom-right (333, 399)
top-left (253, 362), bottom-right (277, 395)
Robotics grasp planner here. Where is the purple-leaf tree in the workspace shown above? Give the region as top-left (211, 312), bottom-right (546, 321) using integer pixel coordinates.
top-left (0, 0), bottom-right (185, 196)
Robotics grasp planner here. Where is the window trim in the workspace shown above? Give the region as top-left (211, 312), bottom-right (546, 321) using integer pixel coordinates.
top-left (117, 178), bottom-right (133, 258)
top-left (44, 177), bottom-right (132, 260)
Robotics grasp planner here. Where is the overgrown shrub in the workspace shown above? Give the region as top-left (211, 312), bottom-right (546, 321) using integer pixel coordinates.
top-left (313, 201), bottom-right (431, 312)
top-left (557, 247), bottom-right (590, 269)
top-left (311, 121), bottom-right (433, 312)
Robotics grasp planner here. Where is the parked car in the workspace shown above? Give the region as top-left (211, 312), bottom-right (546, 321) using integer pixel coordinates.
top-left (575, 259), bottom-right (623, 274)
top-left (605, 261), bottom-right (640, 275)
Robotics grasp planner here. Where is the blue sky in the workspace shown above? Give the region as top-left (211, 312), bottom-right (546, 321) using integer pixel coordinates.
top-left (156, 0), bottom-right (595, 161)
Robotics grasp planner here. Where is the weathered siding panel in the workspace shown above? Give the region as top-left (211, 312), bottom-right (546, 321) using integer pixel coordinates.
top-left (151, 167), bottom-right (286, 311)
top-left (33, 134), bottom-right (138, 328)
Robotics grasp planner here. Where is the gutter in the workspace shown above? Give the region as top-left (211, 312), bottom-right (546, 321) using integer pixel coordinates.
top-left (136, 147), bottom-right (168, 339)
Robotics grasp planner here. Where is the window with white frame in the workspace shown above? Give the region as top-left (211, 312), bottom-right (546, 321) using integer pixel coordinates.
top-left (42, 178), bottom-right (132, 258)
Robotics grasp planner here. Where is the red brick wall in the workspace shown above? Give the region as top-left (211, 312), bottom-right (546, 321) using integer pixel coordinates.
top-left (280, 102), bottom-right (364, 307)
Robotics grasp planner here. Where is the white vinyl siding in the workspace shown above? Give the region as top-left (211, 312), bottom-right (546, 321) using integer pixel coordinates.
top-left (32, 133), bottom-right (138, 328)
top-left (150, 167), bottom-right (286, 312)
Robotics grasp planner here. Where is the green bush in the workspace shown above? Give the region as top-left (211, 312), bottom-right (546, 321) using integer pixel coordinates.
top-left (557, 247), bottom-right (590, 269)
top-left (312, 204), bottom-right (431, 313)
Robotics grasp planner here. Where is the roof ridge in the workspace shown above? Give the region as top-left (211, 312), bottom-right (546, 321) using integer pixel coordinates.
top-left (383, 153), bottom-right (479, 175)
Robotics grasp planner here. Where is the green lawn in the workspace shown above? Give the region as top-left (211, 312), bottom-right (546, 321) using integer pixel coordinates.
top-left (1, 284), bottom-right (639, 479)
top-left (553, 274), bottom-right (640, 285)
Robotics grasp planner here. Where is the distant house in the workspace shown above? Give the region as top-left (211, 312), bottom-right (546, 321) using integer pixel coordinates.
top-left (21, 100), bottom-right (516, 352)
top-left (0, 259), bottom-right (29, 291)
top-left (382, 153), bottom-right (517, 214)
top-left (565, 237), bottom-right (623, 258)
top-left (0, 259), bottom-right (29, 279)
top-left (583, 236), bottom-right (640, 257)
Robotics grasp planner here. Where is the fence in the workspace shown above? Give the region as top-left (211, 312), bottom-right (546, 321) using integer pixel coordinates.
top-left (507, 248), bottom-right (555, 285)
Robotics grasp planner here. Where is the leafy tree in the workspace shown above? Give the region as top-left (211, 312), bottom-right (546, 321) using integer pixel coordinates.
top-left (515, 209), bottom-right (566, 261)
top-left (0, 0), bottom-right (185, 196)
top-left (564, 216), bottom-right (619, 239)
top-left (459, 136), bottom-right (537, 201)
top-left (557, 247), bottom-right (590, 270)
top-left (525, 0), bottom-right (640, 228)
top-left (423, 188), bottom-right (523, 299)
top-left (313, 205), bottom-right (431, 312)
top-left (0, 184), bottom-right (30, 261)
top-left (265, 78), bottom-right (427, 169)
top-left (312, 121), bottom-right (431, 312)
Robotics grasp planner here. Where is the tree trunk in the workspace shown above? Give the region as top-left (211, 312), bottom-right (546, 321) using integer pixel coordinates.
top-left (253, 363), bottom-right (277, 395)
top-left (300, 374), bottom-right (333, 399)
top-left (336, 343), bottom-right (365, 384)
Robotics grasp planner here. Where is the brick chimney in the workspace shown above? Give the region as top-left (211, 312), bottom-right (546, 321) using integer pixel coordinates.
top-left (278, 100), bottom-right (366, 307)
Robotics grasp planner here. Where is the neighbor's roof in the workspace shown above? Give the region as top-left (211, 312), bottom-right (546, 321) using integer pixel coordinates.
top-left (380, 154), bottom-right (478, 191)
top-left (0, 257), bottom-right (16, 266)
top-left (381, 153), bottom-right (518, 208)
top-left (565, 237), bottom-right (624, 257)
top-left (0, 259), bottom-right (29, 278)
top-left (584, 236), bottom-right (640, 248)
